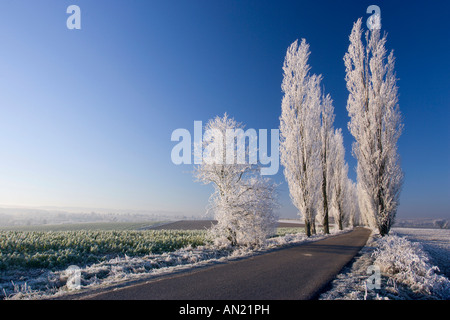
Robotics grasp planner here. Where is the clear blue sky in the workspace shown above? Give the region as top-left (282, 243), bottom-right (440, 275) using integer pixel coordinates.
top-left (0, 0), bottom-right (448, 219)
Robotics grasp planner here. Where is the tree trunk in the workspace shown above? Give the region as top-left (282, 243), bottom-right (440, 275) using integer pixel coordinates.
top-left (378, 222), bottom-right (389, 237)
top-left (338, 216), bottom-right (343, 230)
top-left (311, 220), bottom-right (316, 235)
top-left (227, 227), bottom-right (237, 246)
top-left (322, 172), bottom-right (330, 234)
top-left (337, 204), bottom-right (344, 230)
top-left (305, 220), bottom-right (311, 237)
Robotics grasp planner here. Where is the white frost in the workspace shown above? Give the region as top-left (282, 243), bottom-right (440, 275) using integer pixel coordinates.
top-left (320, 228), bottom-right (450, 300)
top-left (2, 229), bottom-right (346, 300)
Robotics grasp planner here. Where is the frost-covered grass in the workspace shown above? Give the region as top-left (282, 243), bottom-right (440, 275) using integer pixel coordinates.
top-left (274, 227), bottom-right (305, 237)
top-left (320, 229), bottom-right (450, 300)
top-left (392, 228), bottom-right (450, 278)
top-left (0, 229), bottom-right (208, 270)
top-left (0, 226), bottom-right (344, 300)
top-left (0, 229), bottom-right (210, 299)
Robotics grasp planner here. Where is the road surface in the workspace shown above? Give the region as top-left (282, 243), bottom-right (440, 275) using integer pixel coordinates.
top-left (78, 227), bottom-right (371, 300)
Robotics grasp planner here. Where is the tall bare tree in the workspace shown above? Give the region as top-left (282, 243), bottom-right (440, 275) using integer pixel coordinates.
top-left (330, 129), bottom-right (348, 230)
top-left (318, 93), bottom-right (336, 234)
top-left (279, 39), bottom-right (322, 236)
top-left (344, 18), bottom-right (404, 236)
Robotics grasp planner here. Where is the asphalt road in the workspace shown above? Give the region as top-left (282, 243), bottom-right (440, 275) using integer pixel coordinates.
top-left (80, 227), bottom-right (371, 300)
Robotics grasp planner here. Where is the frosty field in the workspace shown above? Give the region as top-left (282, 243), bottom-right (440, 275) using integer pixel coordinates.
top-left (392, 227), bottom-right (450, 278)
top-left (0, 228), bottom-right (209, 271)
top-left (0, 221), bottom-right (307, 299)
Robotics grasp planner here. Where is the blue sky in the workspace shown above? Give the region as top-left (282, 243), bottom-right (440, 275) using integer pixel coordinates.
top-left (0, 1), bottom-right (448, 219)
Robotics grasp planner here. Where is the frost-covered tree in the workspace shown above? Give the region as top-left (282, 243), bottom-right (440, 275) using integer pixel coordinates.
top-left (194, 114), bottom-right (278, 246)
top-left (209, 174), bottom-right (278, 246)
top-left (280, 39), bottom-right (322, 237)
top-left (317, 93), bottom-right (336, 234)
top-left (347, 179), bottom-right (361, 227)
top-left (344, 18), bottom-right (404, 236)
top-left (330, 129), bottom-right (349, 230)
top-left (433, 219), bottom-right (449, 229)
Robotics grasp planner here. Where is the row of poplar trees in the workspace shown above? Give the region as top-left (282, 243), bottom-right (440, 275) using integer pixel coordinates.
top-left (279, 18), bottom-right (403, 237)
